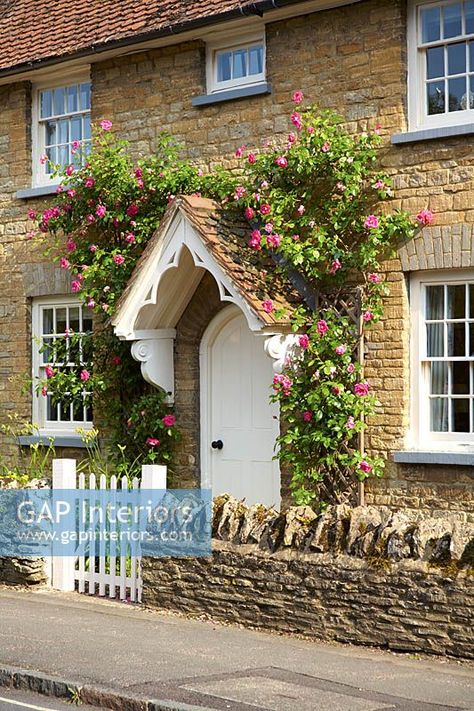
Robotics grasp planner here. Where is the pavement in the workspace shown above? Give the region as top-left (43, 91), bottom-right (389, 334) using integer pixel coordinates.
top-left (0, 587), bottom-right (473, 711)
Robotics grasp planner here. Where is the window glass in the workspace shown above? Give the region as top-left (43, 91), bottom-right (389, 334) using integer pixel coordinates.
top-left (213, 42), bottom-right (264, 90)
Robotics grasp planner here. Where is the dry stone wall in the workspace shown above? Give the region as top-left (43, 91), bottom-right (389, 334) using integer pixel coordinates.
top-left (143, 496), bottom-right (474, 659)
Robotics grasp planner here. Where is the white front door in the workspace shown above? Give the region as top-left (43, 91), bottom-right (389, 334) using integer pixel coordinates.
top-left (200, 306), bottom-right (280, 508)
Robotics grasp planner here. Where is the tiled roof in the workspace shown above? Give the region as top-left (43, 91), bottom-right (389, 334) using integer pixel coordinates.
top-left (115, 195), bottom-right (296, 329)
top-left (1, 0), bottom-right (276, 75)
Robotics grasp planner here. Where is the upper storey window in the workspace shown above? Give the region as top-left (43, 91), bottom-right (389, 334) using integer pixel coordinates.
top-left (33, 77), bottom-right (91, 186)
top-left (409, 1), bottom-right (474, 129)
top-left (207, 34), bottom-right (266, 94)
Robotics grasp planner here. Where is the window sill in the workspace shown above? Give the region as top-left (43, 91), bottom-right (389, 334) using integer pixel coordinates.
top-left (17, 434), bottom-right (90, 448)
top-left (391, 123), bottom-right (474, 145)
top-left (393, 450), bottom-right (474, 466)
top-left (16, 184), bottom-right (61, 199)
top-left (192, 82), bottom-right (271, 107)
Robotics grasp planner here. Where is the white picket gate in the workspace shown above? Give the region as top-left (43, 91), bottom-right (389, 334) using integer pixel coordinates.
top-left (51, 459), bottom-right (166, 603)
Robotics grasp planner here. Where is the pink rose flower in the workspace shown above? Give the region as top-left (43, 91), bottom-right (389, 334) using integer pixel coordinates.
top-left (87, 299), bottom-right (95, 309)
top-left (275, 156), bottom-right (288, 168)
top-left (359, 460), bottom-right (373, 474)
top-left (27, 209), bottom-right (36, 220)
top-left (234, 186), bottom-right (247, 200)
top-left (72, 140), bottom-right (81, 150)
top-left (71, 281), bottom-right (81, 293)
top-left (41, 386), bottom-right (48, 397)
top-left (329, 259), bottom-right (342, 275)
top-left (235, 145), bottom-right (246, 158)
top-left (248, 152), bottom-right (256, 164)
top-left (125, 233), bottom-right (136, 244)
top-left (374, 179), bottom-right (385, 190)
top-left (354, 382), bottom-right (370, 396)
top-left (317, 320), bottom-right (328, 335)
top-left (113, 254), bottom-right (125, 265)
top-left (65, 165), bottom-right (74, 176)
top-left (297, 205), bottom-right (305, 215)
top-left (298, 334), bottom-right (310, 349)
top-left (248, 230), bottom-right (262, 250)
top-left (291, 111), bottom-right (302, 130)
top-left (364, 215), bottom-right (379, 229)
top-left (262, 299), bottom-right (274, 314)
top-left (45, 366), bottom-right (54, 378)
top-left (100, 119), bottom-right (113, 131)
top-left (244, 207), bottom-right (255, 220)
top-left (96, 204), bottom-right (106, 218)
top-left (416, 208), bottom-right (434, 226)
top-left (363, 311), bottom-right (374, 322)
top-left (321, 141), bottom-right (331, 152)
top-left (162, 414), bottom-right (176, 427)
top-left (111, 355), bottom-right (121, 366)
top-left (59, 257), bottom-right (70, 269)
top-left (368, 273), bottom-right (382, 283)
top-left (134, 167), bottom-right (142, 178)
top-left (303, 411), bottom-right (313, 422)
top-left (288, 132), bottom-right (296, 144)
top-left (39, 154), bottom-right (48, 165)
top-left (335, 344), bottom-right (347, 355)
top-left (80, 369), bottom-right (90, 382)
top-left (292, 234), bottom-right (300, 241)
top-left (66, 239), bottom-right (76, 252)
top-left (292, 90), bottom-right (304, 104)
top-left (84, 177), bottom-right (95, 188)
top-left (346, 416), bottom-right (355, 430)
top-left (146, 437), bottom-right (160, 447)
top-left (347, 363), bottom-right (355, 374)
top-left (332, 385), bottom-right (341, 396)
top-left (126, 203), bottom-right (139, 217)
top-left (86, 214), bottom-right (96, 224)
top-left (89, 244), bottom-right (98, 253)
top-left (267, 233), bottom-right (281, 249)
top-left (260, 203), bottom-right (271, 215)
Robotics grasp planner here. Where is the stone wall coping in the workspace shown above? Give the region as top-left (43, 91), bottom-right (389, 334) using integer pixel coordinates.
top-left (191, 82), bottom-right (272, 107)
top-left (394, 450), bottom-right (474, 466)
top-left (16, 184), bottom-right (61, 199)
top-left (391, 123), bottom-right (474, 145)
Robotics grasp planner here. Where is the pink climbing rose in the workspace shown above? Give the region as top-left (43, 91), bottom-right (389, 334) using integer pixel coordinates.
top-left (267, 233), bottom-right (281, 249)
top-left (298, 334), bottom-right (310, 349)
top-left (146, 437), bottom-right (160, 447)
top-left (59, 257), bottom-right (70, 269)
top-left (248, 152), bottom-right (256, 164)
top-left (363, 311), bottom-right (374, 322)
top-left (162, 414), bottom-right (176, 427)
top-left (262, 299), bottom-right (274, 314)
top-left (260, 203), bottom-right (271, 215)
top-left (80, 369), bottom-right (90, 382)
top-left (100, 119), bottom-right (113, 130)
top-left (303, 411), bottom-right (313, 422)
top-left (317, 320), bottom-right (328, 336)
top-left (244, 207), bottom-right (255, 220)
top-left (96, 204), bottom-right (106, 218)
top-left (346, 416), bottom-right (355, 430)
top-left (368, 273), bottom-right (382, 283)
top-left (275, 156), bottom-right (288, 168)
top-left (416, 208), bottom-right (434, 226)
top-left (292, 90), bottom-right (304, 104)
top-left (113, 254), bottom-right (125, 265)
top-left (358, 460), bottom-right (373, 474)
top-left (364, 215), bottom-right (379, 229)
top-left (45, 366), bottom-right (54, 378)
top-left (291, 111), bottom-right (302, 129)
top-left (354, 382), bottom-right (370, 396)
top-left (329, 259), bottom-right (342, 275)
top-left (335, 344), bottom-right (347, 355)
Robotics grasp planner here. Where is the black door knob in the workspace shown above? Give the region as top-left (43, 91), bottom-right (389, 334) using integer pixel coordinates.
top-left (211, 439), bottom-right (223, 450)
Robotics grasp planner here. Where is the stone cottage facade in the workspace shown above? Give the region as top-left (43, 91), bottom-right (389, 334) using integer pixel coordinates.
top-left (1, 0), bottom-right (473, 518)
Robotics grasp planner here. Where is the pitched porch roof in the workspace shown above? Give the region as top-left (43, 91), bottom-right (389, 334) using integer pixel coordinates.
top-left (112, 195), bottom-right (295, 341)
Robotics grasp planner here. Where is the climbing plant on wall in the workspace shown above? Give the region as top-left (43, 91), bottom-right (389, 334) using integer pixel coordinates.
top-left (28, 101), bottom-right (431, 502)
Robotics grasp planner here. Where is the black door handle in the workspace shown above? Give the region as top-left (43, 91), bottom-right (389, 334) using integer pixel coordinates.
top-left (211, 439), bottom-right (223, 450)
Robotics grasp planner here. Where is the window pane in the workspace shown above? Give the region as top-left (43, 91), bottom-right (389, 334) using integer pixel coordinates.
top-left (45, 121), bottom-right (57, 146)
top-left (42, 308), bottom-right (54, 334)
top-left (447, 322), bottom-right (466, 355)
top-left (53, 87), bottom-right (65, 116)
top-left (59, 399), bottom-right (71, 422)
top-left (430, 361), bottom-right (448, 394)
top-left (426, 284), bottom-right (444, 319)
top-left (58, 119), bottom-right (69, 144)
top-left (427, 323), bottom-right (444, 356)
top-left (56, 308), bottom-right (67, 335)
top-left (85, 399), bottom-right (93, 422)
top-left (428, 80), bottom-right (446, 114)
top-left (248, 45), bottom-right (263, 75)
top-left (447, 284), bottom-right (465, 318)
top-left (46, 397), bottom-right (58, 421)
top-left (83, 115), bottom-right (91, 140)
top-left (80, 83), bottom-right (91, 110)
top-left (447, 42), bottom-right (466, 75)
top-left (67, 85), bottom-right (78, 113)
top-left (73, 400), bottom-right (84, 422)
top-left (69, 307), bottom-right (80, 332)
top-left (452, 398), bottom-right (470, 431)
top-left (467, 0), bottom-right (474, 33)
top-left (82, 314), bottom-right (93, 333)
top-left (217, 52), bottom-right (232, 82)
top-left (470, 75), bottom-right (474, 107)
top-left (71, 116), bottom-right (82, 142)
top-left (40, 90), bottom-right (52, 119)
top-left (443, 3), bottom-right (462, 38)
top-left (452, 361), bottom-right (470, 393)
top-left (427, 46), bottom-right (445, 78)
top-left (430, 398), bottom-right (448, 431)
top-left (45, 147), bottom-right (55, 172)
top-left (448, 76), bottom-right (467, 110)
top-left (422, 6), bottom-right (441, 42)
top-left (58, 145), bottom-right (68, 168)
top-left (41, 337), bottom-right (53, 364)
top-left (470, 323), bottom-right (474, 355)
top-left (233, 49), bottom-right (247, 79)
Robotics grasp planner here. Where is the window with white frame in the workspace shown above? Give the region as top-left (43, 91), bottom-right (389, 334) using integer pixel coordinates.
top-left (207, 34), bottom-right (265, 93)
top-left (408, 0), bottom-right (474, 129)
top-left (411, 272), bottom-right (474, 448)
top-left (33, 78), bottom-right (91, 186)
top-left (32, 298), bottom-right (93, 434)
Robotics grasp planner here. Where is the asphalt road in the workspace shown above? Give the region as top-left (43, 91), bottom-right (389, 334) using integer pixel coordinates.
top-left (0, 588), bottom-right (473, 711)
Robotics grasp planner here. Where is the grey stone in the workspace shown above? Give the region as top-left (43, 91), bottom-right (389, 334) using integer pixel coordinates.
top-left (283, 506), bottom-right (317, 548)
top-left (240, 504), bottom-right (276, 544)
top-left (412, 519), bottom-right (453, 561)
top-left (346, 506), bottom-right (391, 557)
top-left (216, 497), bottom-right (247, 542)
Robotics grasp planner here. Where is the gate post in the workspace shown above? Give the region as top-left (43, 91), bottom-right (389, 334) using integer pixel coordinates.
top-left (52, 459), bottom-right (77, 592)
top-left (141, 464), bottom-right (167, 489)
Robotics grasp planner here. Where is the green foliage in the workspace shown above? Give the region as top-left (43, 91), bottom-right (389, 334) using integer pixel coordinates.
top-left (27, 103), bottom-right (427, 504)
top-left (0, 416), bottom-right (56, 485)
